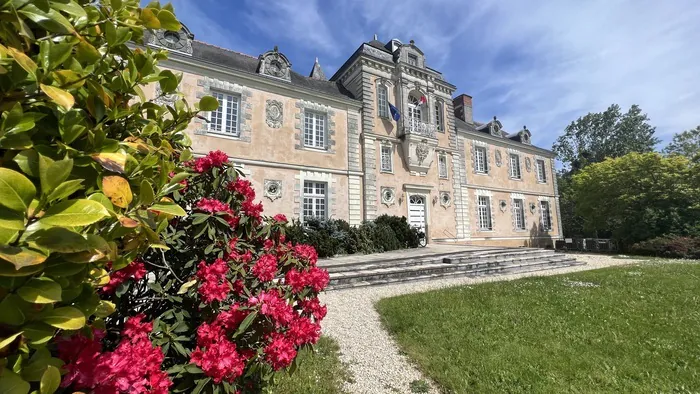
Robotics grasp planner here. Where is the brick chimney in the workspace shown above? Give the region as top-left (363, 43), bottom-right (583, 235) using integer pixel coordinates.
top-left (452, 94), bottom-right (473, 124)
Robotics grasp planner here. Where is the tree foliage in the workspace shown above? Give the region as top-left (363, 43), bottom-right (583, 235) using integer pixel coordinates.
top-left (571, 153), bottom-right (700, 247)
top-left (0, 0), bottom-right (216, 392)
top-left (663, 125), bottom-right (700, 160)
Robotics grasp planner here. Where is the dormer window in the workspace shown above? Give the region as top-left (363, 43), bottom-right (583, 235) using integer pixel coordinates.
top-left (163, 31), bottom-right (180, 45)
top-left (408, 54), bottom-right (418, 66)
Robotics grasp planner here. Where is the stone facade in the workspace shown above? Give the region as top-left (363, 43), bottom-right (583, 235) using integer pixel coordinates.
top-left (142, 29), bottom-right (562, 247)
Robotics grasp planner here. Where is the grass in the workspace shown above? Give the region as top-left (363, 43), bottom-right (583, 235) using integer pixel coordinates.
top-left (376, 260), bottom-right (700, 393)
top-left (271, 336), bottom-right (352, 394)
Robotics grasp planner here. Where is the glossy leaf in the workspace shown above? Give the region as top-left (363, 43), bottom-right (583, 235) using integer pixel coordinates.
top-left (102, 176), bottom-right (133, 208)
top-left (40, 84), bottom-right (75, 110)
top-left (28, 228), bottom-right (101, 253)
top-left (17, 277), bottom-right (62, 304)
top-left (0, 332), bottom-right (23, 351)
top-left (39, 156), bottom-right (73, 196)
top-left (0, 207), bottom-right (25, 230)
top-left (42, 306), bottom-right (85, 330)
top-left (0, 168), bottom-right (36, 212)
top-left (94, 300), bottom-right (116, 317)
top-left (0, 295), bottom-right (26, 325)
top-left (7, 47), bottom-right (37, 76)
top-left (22, 322), bottom-right (56, 345)
top-left (46, 179), bottom-right (84, 202)
top-left (0, 369), bottom-right (30, 394)
top-left (39, 199), bottom-right (110, 227)
top-left (157, 9), bottom-right (181, 31)
top-left (0, 245), bottom-right (48, 270)
top-left (12, 149), bottom-right (40, 178)
top-left (198, 96), bottom-right (219, 112)
top-left (39, 365), bottom-right (60, 394)
top-left (148, 201), bottom-right (186, 216)
top-left (91, 152), bottom-right (127, 174)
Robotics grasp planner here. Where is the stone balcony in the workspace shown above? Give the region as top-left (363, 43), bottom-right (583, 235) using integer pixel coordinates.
top-left (401, 119), bottom-right (436, 138)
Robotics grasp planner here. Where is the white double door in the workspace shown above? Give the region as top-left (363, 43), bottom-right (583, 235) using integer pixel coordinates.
top-left (408, 194), bottom-right (426, 234)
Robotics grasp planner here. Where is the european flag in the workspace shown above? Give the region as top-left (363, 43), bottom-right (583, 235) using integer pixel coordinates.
top-left (388, 103), bottom-right (400, 121)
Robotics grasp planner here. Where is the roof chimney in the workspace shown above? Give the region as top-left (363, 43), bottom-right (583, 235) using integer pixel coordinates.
top-left (452, 94), bottom-right (473, 124)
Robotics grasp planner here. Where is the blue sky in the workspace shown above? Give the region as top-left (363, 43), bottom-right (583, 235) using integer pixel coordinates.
top-left (165, 0), bottom-right (700, 150)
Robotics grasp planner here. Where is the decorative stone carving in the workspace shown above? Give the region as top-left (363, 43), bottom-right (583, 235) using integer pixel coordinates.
top-left (529, 202), bottom-right (537, 214)
top-left (499, 200), bottom-right (508, 212)
top-left (265, 100), bottom-right (283, 128)
top-left (440, 191), bottom-right (451, 208)
top-left (147, 25), bottom-right (194, 54)
top-left (490, 117), bottom-right (502, 137)
top-left (525, 157), bottom-right (532, 172)
top-left (495, 150), bottom-right (503, 167)
top-left (264, 180), bottom-right (282, 201)
top-left (416, 140), bottom-right (429, 165)
top-left (258, 46), bottom-right (292, 82)
top-left (381, 187), bottom-right (396, 206)
top-left (154, 85), bottom-right (179, 106)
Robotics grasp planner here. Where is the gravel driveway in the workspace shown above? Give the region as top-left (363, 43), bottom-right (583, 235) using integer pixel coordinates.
top-left (320, 254), bottom-right (640, 394)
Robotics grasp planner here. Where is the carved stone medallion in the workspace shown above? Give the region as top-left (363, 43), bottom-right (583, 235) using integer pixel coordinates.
top-left (495, 150), bottom-right (503, 167)
top-left (529, 202), bottom-right (537, 214)
top-left (381, 187), bottom-right (396, 206)
top-left (265, 100), bottom-right (283, 128)
top-left (499, 200), bottom-right (508, 212)
top-left (264, 180), bottom-right (282, 201)
top-left (148, 27), bottom-right (193, 54)
top-left (440, 191), bottom-right (451, 208)
top-left (525, 157), bottom-right (532, 172)
top-left (416, 140), bottom-right (429, 165)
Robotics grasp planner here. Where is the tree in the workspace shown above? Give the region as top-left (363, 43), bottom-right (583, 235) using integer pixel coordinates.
top-left (553, 104), bottom-right (660, 171)
top-left (663, 126), bottom-right (700, 159)
top-left (571, 153), bottom-right (700, 248)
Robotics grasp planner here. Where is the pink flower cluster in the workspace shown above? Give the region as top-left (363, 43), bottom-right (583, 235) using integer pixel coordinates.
top-left (196, 198), bottom-right (239, 228)
top-left (190, 150), bottom-right (229, 173)
top-left (196, 258), bottom-right (230, 303)
top-left (251, 254), bottom-right (278, 282)
top-left (284, 267), bottom-right (330, 293)
top-left (293, 244), bottom-right (319, 265)
top-left (103, 260), bottom-right (147, 294)
top-left (58, 315), bottom-right (171, 394)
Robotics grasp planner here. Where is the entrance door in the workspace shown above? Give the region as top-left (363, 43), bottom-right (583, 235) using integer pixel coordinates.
top-left (408, 194), bottom-right (426, 234)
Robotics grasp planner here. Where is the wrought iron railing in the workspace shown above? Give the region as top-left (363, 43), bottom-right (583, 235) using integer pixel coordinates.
top-left (402, 119), bottom-right (436, 138)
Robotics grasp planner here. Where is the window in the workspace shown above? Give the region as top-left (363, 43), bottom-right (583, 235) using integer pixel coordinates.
top-left (408, 54), bottom-right (418, 66)
top-left (434, 101), bottom-right (444, 132)
top-left (438, 153), bottom-right (448, 179)
top-left (509, 154), bottom-right (521, 179)
top-left (513, 199), bottom-right (526, 230)
top-left (303, 181), bottom-right (327, 220)
top-left (377, 84), bottom-right (389, 118)
top-left (536, 159), bottom-right (547, 183)
top-left (474, 146), bottom-right (488, 173)
top-left (209, 91), bottom-right (239, 135)
top-left (407, 95), bottom-right (422, 123)
top-left (380, 144), bottom-right (393, 172)
top-left (477, 196), bottom-right (492, 230)
top-left (304, 111), bottom-right (326, 149)
top-left (540, 201), bottom-right (552, 230)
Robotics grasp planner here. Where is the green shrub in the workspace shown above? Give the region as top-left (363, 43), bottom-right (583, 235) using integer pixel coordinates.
top-left (375, 214), bottom-right (420, 248)
top-left (373, 223), bottom-right (402, 252)
top-left (630, 236), bottom-right (700, 259)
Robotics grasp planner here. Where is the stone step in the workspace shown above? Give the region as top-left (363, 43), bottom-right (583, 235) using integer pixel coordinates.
top-left (327, 258), bottom-right (584, 290)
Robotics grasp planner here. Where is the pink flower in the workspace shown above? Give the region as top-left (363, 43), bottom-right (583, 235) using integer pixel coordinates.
top-left (252, 254), bottom-right (278, 282)
top-left (286, 316), bottom-right (321, 346)
top-left (241, 199), bottom-right (263, 220)
top-left (227, 178), bottom-right (255, 201)
top-left (284, 269), bottom-right (306, 294)
top-left (293, 244), bottom-right (318, 265)
top-left (273, 214), bottom-right (287, 223)
top-left (264, 333), bottom-right (297, 371)
top-left (300, 297), bottom-right (327, 321)
top-left (191, 340), bottom-right (245, 383)
top-left (191, 150), bottom-right (229, 173)
top-left (196, 259), bottom-right (231, 304)
top-left (196, 198), bottom-right (231, 214)
top-left (103, 260), bottom-right (147, 294)
top-left (255, 290), bottom-right (294, 326)
top-left (307, 267), bottom-right (330, 292)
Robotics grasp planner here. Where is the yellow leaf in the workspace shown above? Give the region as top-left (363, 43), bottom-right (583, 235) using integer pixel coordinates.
top-left (52, 70), bottom-right (85, 89)
top-left (102, 176), bottom-right (132, 209)
top-left (91, 152), bottom-right (127, 174)
top-left (140, 8), bottom-right (160, 29)
top-left (7, 47), bottom-right (37, 76)
top-left (123, 136), bottom-right (150, 153)
top-left (89, 267), bottom-right (110, 286)
top-left (40, 84), bottom-right (74, 110)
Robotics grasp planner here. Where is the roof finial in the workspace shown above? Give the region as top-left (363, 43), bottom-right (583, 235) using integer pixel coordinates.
top-left (493, 115), bottom-right (497, 121)
top-left (410, 39), bottom-right (415, 45)
top-left (315, 57), bottom-right (319, 63)
top-left (309, 56), bottom-right (327, 81)
top-left (273, 45), bottom-right (278, 53)
top-left (523, 125), bottom-right (527, 130)
top-left (373, 33), bottom-right (378, 40)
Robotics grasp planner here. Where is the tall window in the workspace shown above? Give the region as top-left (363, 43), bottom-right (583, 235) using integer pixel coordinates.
top-left (377, 84), bottom-right (389, 118)
top-left (380, 144), bottom-right (393, 172)
top-left (303, 181), bottom-right (327, 220)
top-left (509, 154), bottom-right (521, 179)
top-left (536, 159), bottom-right (547, 183)
top-left (304, 111), bottom-right (326, 149)
top-left (513, 199), bottom-right (525, 230)
top-left (540, 201), bottom-right (552, 230)
top-left (407, 95), bottom-right (422, 123)
top-left (477, 196), bottom-right (492, 230)
top-left (408, 54), bottom-right (418, 66)
top-left (438, 153), bottom-right (448, 179)
top-left (209, 91), bottom-right (239, 135)
top-left (434, 101), bottom-right (444, 132)
top-left (474, 146), bottom-right (488, 173)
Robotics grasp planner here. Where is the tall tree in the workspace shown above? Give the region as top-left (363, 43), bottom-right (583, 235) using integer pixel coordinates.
top-left (663, 126), bottom-right (700, 159)
top-left (553, 104), bottom-right (660, 171)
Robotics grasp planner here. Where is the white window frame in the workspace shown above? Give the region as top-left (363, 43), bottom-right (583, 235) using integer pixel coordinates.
top-left (380, 144), bottom-right (393, 173)
top-left (540, 200), bottom-right (552, 230)
top-left (303, 111), bottom-right (326, 150)
top-left (377, 84), bottom-right (389, 118)
top-left (208, 91), bottom-right (240, 136)
top-left (477, 196), bottom-right (492, 231)
top-left (408, 53), bottom-right (418, 66)
top-left (509, 154), bottom-right (521, 179)
top-left (302, 181), bottom-right (327, 220)
top-left (474, 146), bottom-right (488, 173)
top-left (438, 152), bottom-right (448, 179)
top-left (513, 198), bottom-right (526, 230)
top-left (536, 159), bottom-right (547, 183)
top-left (434, 101), bottom-right (444, 132)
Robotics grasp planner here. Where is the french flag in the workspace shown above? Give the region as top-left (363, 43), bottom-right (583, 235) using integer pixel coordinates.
top-left (388, 103), bottom-right (400, 121)
top-left (419, 95), bottom-right (427, 105)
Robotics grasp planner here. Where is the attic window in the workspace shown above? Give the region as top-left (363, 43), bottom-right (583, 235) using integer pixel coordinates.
top-left (408, 54), bottom-right (418, 66)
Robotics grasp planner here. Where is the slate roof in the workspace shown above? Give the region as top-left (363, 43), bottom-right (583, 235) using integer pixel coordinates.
top-left (190, 41), bottom-right (356, 100)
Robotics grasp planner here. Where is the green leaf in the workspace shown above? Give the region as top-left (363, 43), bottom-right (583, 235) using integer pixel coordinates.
top-left (233, 311), bottom-right (257, 338)
top-left (0, 369), bottom-right (30, 394)
top-left (17, 277), bottom-right (61, 304)
top-left (148, 201), bottom-right (186, 216)
top-left (0, 228), bottom-right (19, 244)
top-left (40, 84), bottom-right (74, 110)
top-left (158, 70), bottom-right (178, 93)
top-left (42, 306), bottom-right (85, 330)
top-left (87, 192), bottom-right (114, 212)
top-left (22, 322), bottom-right (55, 345)
top-left (6, 47), bottom-right (37, 77)
top-left (139, 180), bottom-right (155, 206)
top-left (198, 96), bottom-right (219, 112)
top-left (0, 295), bottom-right (26, 325)
top-left (0, 259), bottom-right (45, 278)
top-left (177, 279), bottom-right (197, 294)
top-left (19, 3), bottom-right (74, 34)
top-left (39, 199), bottom-right (110, 227)
top-left (39, 156), bottom-right (72, 196)
top-left (39, 365), bottom-right (60, 394)
top-left (13, 149), bottom-right (40, 178)
top-left (0, 331), bottom-right (23, 351)
top-left (157, 9), bottom-right (181, 31)
top-left (0, 207), bottom-right (25, 230)
top-left (46, 179), bottom-right (84, 202)
top-left (140, 8), bottom-right (160, 29)
top-left (0, 245), bottom-right (48, 270)
top-left (94, 300), bottom-right (115, 317)
top-left (0, 168), bottom-right (36, 212)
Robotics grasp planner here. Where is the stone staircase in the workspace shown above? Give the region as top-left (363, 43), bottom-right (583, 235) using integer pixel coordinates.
top-left (324, 247), bottom-right (583, 290)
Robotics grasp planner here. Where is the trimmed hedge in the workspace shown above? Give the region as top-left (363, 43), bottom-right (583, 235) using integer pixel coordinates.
top-left (629, 236), bottom-right (700, 259)
top-left (286, 215), bottom-right (420, 258)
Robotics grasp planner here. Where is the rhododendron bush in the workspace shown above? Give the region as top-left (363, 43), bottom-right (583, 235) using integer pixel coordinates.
top-left (105, 151), bottom-right (329, 393)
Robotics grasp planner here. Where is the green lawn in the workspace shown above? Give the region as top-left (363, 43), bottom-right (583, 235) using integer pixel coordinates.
top-left (376, 261), bottom-right (700, 393)
top-left (271, 336), bottom-right (352, 394)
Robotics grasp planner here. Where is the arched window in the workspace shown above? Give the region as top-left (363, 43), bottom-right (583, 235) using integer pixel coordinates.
top-left (408, 94), bottom-right (422, 123)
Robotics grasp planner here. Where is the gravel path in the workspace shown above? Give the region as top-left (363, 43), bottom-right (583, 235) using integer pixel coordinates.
top-left (320, 254), bottom-right (641, 394)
